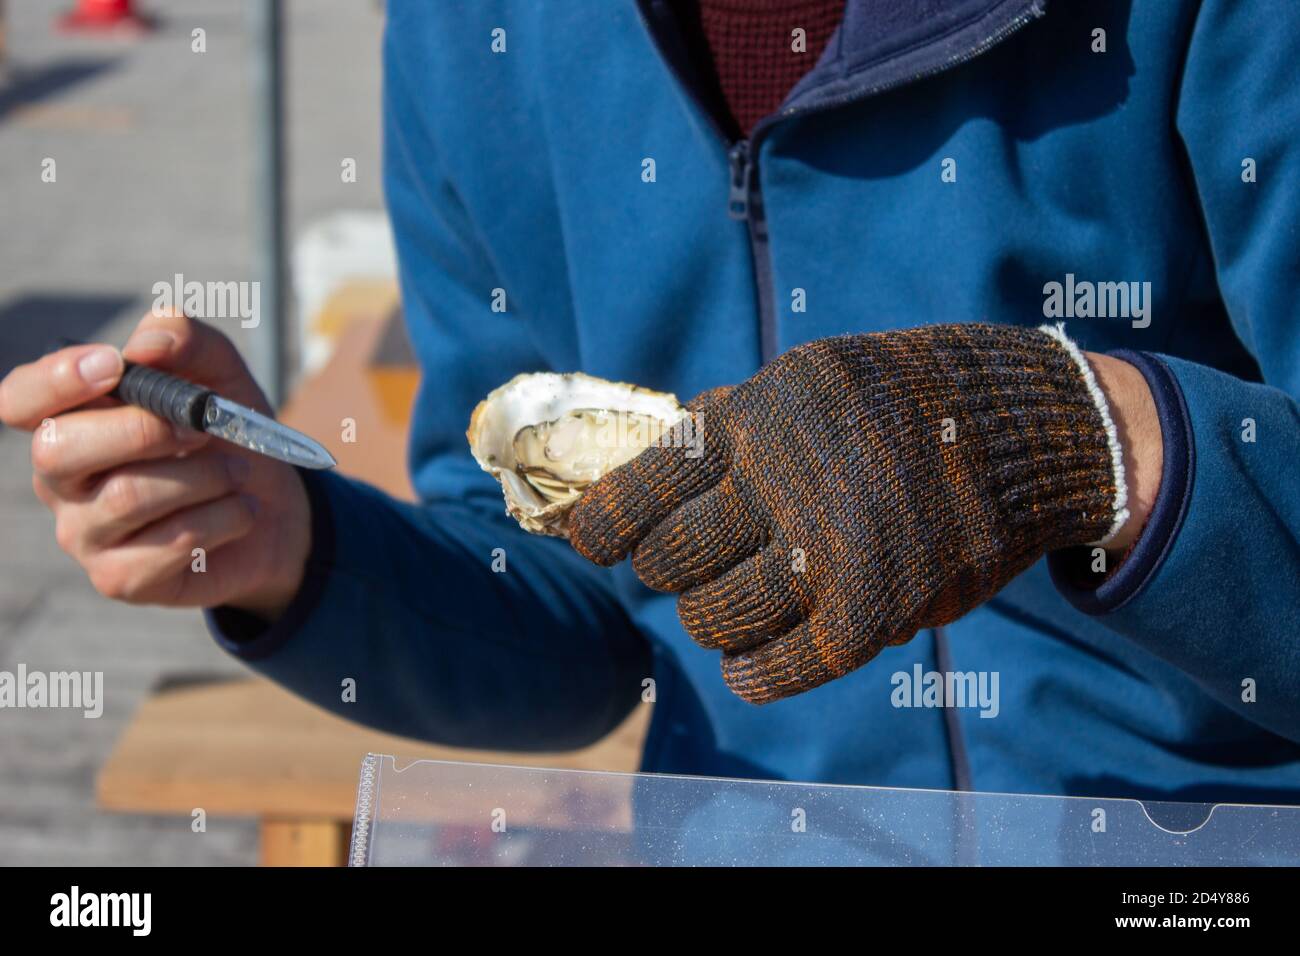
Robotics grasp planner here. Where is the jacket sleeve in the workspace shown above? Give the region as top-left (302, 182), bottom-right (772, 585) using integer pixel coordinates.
top-left (1049, 0), bottom-right (1300, 741)
top-left (203, 14), bottom-right (651, 751)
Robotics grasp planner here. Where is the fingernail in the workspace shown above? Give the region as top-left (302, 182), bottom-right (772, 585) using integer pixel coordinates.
top-left (225, 455), bottom-right (252, 486)
top-left (76, 347), bottom-right (122, 387)
top-left (127, 330), bottom-right (175, 354)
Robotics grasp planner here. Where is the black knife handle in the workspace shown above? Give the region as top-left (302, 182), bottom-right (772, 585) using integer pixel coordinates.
top-left (50, 338), bottom-right (212, 432)
top-left (115, 363), bottom-right (213, 432)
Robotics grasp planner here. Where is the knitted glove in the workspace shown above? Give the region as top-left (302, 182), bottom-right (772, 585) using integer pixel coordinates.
top-left (568, 324), bottom-right (1127, 704)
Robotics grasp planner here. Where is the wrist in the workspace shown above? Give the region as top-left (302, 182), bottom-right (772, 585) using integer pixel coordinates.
top-left (225, 469), bottom-right (313, 623)
top-left (228, 572), bottom-right (304, 623)
top-left (1084, 352), bottom-right (1163, 554)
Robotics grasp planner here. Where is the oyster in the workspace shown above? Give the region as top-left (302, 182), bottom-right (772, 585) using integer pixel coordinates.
top-left (467, 372), bottom-right (686, 536)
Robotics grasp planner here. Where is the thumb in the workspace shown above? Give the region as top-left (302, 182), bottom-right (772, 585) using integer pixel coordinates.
top-left (568, 385), bottom-right (734, 566)
top-left (0, 343), bottom-right (124, 431)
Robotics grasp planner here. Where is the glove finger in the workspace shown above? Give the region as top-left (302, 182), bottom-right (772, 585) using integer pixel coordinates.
top-left (720, 603), bottom-right (892, 705)
top-left (677, 544), bottom-right (811, 653)
top-left (568, 386), bottom-right (732, 567)
top-left (631, 472), bottom-right (764, 592)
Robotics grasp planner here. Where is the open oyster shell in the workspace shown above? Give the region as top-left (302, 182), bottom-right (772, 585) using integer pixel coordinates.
top-left (467, 372), bottom-right (686, 537)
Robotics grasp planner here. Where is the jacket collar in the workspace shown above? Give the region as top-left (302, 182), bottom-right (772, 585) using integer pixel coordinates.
top-left (787, 0), bottom-right (1048, 112)
top-left (638, 0), bottom-right (1048, 131)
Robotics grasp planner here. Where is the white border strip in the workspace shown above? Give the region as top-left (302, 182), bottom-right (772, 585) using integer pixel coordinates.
top-left (1038, 323), bottom-right (1129, 546)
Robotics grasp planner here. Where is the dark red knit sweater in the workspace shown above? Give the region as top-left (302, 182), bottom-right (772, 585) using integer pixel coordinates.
top-left (682, 0), bottom-right (846, 137)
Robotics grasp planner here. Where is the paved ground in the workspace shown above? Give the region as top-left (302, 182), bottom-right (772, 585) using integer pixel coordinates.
top-left (0, 0), bottom-right (385, 865)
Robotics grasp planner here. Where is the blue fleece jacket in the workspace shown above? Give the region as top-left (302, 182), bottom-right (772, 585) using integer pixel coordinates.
top-left (211, 0), bottom-right (1300, 804)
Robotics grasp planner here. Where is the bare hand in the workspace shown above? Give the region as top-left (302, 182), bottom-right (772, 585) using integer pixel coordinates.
top-left (0, 312), bottom-right (311, 619)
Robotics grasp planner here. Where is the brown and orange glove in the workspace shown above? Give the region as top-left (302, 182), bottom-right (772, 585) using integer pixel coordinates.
top-left (568, 323), bottom-right (1128, 704)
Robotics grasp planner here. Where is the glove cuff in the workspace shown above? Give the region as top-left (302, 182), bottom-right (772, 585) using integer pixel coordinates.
top-left (942, 322), bottom-right (1122, 556)
top-left (1035, 323), bottom-right (1129, 546)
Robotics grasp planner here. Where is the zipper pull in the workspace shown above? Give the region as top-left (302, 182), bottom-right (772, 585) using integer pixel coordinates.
top-left (727, 140), bottom-right (751, 221)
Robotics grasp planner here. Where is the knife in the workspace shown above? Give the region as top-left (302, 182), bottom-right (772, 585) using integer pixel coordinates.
top-left (55, 339), bottom-right (337, 471)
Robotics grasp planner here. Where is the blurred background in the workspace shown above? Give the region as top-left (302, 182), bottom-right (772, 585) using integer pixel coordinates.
top-left (0, 0), bottom-right (392, 865)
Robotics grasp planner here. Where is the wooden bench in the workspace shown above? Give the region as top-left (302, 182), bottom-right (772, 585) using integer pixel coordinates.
top-left (96, 676), bottom-right (647, 865)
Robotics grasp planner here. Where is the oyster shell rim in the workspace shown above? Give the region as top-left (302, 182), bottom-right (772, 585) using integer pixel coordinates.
top-left (466, 371), bottom-right (687, 537)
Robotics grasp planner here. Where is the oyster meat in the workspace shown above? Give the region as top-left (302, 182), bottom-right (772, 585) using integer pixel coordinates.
top-left (467, 372), bottom-right (686, 536)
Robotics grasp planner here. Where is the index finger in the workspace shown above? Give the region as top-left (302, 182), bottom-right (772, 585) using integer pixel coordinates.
top-left (0, 344), bottom-right (124, 432)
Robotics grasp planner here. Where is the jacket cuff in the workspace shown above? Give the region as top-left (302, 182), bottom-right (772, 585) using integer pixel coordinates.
top-left (205, 467), bottom-right (338, 661)
top-left (1048, 350), bottom-right (1195, 614)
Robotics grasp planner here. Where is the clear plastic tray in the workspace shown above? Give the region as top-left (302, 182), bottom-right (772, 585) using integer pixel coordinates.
top-left (349, 754), bottom-right (1300, 866)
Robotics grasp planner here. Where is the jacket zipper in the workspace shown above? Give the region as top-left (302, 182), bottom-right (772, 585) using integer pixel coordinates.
top-left (727, 139), bottom-right (777, 363)
top-left (719, 4), bottom-right (1044, 364)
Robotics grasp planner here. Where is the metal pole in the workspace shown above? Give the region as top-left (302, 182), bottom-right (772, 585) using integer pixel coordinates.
top-left (248, 0), bottom-right (286, 407)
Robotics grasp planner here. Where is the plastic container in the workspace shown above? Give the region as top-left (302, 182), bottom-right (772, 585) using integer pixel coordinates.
top-left (349, 754), bottom-right (1300, 866)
